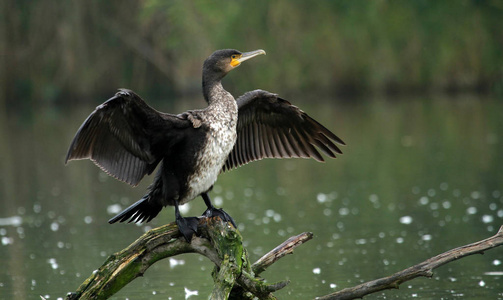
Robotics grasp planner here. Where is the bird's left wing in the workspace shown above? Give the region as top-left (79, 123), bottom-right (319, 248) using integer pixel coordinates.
top-left (223, 90), bottom-right (345, 171)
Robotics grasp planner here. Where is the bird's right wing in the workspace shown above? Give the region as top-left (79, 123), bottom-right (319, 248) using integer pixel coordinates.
top-left (223, 89), bottom-right (345, 171)
top-left (66, 89), bottom-right (192, 186)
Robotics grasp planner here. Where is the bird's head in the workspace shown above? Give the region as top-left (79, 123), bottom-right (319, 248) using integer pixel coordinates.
top-left (203, 49), bottom-right (266, 77)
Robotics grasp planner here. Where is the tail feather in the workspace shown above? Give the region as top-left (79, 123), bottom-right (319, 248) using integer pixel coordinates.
top-left (108, 195), bottom-right (162, 224)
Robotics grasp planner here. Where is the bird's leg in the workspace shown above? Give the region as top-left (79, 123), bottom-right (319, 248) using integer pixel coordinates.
top-left (201, 192), bottom-right (237, 228)
top-left (174, 200), bottom-right (199, 242)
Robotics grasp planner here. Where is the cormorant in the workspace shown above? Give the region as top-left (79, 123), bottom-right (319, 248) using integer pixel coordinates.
top-left (66, 49), bottom-right (345, 241)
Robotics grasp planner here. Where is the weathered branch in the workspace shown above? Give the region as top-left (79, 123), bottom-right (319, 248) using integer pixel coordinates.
top-left (65, 218), bottom-right (311, 300)
top-left (253, 232), bottom-right (313, 275)
top-left (316, 225), bottom-right (503, 300)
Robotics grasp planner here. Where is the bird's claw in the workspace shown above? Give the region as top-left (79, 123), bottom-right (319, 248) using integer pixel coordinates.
top-left (203, 207), bottom-right (237, 228)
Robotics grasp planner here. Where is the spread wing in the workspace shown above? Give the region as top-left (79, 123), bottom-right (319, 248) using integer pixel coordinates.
top-left (223, 89), bottom-right (345, 171)
top-left (65, 89), bottom-right (191, 186)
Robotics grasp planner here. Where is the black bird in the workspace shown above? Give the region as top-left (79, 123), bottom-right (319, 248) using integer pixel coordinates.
top-left (65, 49), bottom-right (345, 241)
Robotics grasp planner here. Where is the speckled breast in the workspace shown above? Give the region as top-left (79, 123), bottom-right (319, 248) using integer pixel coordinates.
top-left (182, 107), bottom-right (238, 204)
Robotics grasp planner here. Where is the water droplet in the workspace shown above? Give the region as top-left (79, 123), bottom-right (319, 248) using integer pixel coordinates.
top-left (47, 258), bottom-right (59, 270)
top-left (369, 194), bottom-right (379, 203)
top-left (107, 204), bottom-right (122, 215)
top-left (1, 237), bottom-right (13, 245)
top-left (0, 216), bottom-right (22, 226)
top-left (50, 222), bottom-right (59, 232)
top-left (214, 196), bottom-right (223, 206)
top-left (478, 280), bottom-right (485, 287)
top-left (312, 267), bottom-right (321, 274)
top-left (84, 216), bottom-right (93, 224)
top-left (466, 207), bottom-right (477, 215)
top-left (482, 215), bottom-right (493, 223)
top-left (170, 258), bottom-right (185, 269)
top-left (184, 287), bottom-right (198, 299)
top-left (355, 239), bottom-right (367, 245)
top-left (421, 234), bottom-right (432, 241)
top-left (273, 213), bottom-right (282, 222)
top-left (419, 196), bottom-right (429, 205)
top-left (399, 216), bottom-right (413, 225)
top-left (484, 271), bottom-right (503, 276)
top-left (492, 259), bottom-right (501, 266)
top-left (317, 193), bottom-right (328, 203)
top-left (33, 204), bottom-right (42, 213)
top-left (179, 203), bottom-right (190, 214)
top-left (338, 208), bottom-right (349, 216)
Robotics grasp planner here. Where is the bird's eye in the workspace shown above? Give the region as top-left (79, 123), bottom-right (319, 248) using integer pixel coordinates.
top-left (231, 55), bottom-right (237, 59)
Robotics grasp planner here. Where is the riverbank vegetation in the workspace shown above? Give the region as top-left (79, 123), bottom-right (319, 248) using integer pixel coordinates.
top-left (1, 0), bottom-right (502, 108)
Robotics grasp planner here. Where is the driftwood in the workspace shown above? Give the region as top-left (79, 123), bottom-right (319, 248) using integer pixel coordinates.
top-left (64, 219), bottom-right (503, 300)
top-left (317, 225), bottom-right (503, 300)
top-left (64, 218), bottom-right (311, 300)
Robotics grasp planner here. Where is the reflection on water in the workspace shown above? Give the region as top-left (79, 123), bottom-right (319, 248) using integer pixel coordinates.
top-left (0, 95), bottom-right (502, 299)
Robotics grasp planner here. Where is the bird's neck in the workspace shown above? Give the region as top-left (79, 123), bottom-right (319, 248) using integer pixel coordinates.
top-left (202, 76), bottom-right (230, 106)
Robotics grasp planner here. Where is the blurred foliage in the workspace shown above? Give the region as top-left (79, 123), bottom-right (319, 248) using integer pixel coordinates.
top-left (1, 0), bottom-right (503, 108)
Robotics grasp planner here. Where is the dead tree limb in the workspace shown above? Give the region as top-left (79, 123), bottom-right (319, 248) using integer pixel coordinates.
top-left (315, 225), bottom-right (503, 300)
top-left (64, 218), bottom-right (311, 300)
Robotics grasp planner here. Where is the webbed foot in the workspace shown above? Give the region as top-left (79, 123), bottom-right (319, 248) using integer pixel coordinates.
top-left (176, 216), bottom-right (199, 242)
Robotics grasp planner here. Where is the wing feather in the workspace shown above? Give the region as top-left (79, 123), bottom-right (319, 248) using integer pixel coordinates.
top-left (223, 89), bottom-right (345, 171)
top-left (66, 89), bottom-right (190, 186)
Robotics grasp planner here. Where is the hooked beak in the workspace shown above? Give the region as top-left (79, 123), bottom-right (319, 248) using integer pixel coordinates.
top-left (238, 49), bottom-right (266, 64)
top-left (231, 49), bottom-right (266, 67)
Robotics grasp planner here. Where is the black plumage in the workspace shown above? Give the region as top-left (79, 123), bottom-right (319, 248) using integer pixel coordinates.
top-left (66, 49), bottom-right (345, 241)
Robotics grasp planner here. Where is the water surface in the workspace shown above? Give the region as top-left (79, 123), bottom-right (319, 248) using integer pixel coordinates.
top-left (0, 95), bottom-right (502, 299)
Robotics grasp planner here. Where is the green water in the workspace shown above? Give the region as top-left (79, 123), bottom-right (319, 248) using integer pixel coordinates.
top-left (0, 95), bottom-right (502, 299)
